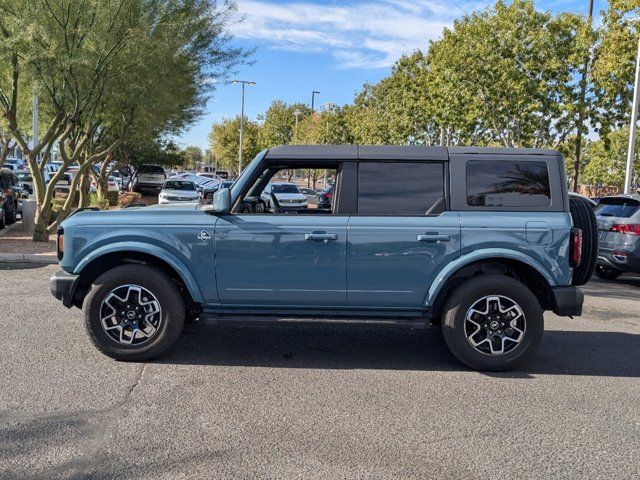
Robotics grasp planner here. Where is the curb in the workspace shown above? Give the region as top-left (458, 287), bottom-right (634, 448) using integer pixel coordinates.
top-left (0, 253), bottom-right (58, 265)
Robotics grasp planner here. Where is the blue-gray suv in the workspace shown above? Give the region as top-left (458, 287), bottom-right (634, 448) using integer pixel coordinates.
top-left (50, 146), bottom-right (597, 371)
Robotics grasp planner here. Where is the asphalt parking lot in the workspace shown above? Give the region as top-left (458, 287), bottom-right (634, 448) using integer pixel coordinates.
top-left (1, 264), bottom-right (639, 479)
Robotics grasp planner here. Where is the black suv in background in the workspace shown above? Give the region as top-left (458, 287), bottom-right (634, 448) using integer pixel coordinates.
top-left (0, 170), bottom-right (26, 227)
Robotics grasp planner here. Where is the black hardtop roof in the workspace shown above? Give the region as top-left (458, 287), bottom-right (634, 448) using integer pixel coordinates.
top-left (264, 145), bottom-right (560, 161)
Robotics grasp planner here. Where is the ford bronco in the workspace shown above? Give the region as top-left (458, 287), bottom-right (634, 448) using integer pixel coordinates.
top-left (50, 146), bottom-right (597, 371)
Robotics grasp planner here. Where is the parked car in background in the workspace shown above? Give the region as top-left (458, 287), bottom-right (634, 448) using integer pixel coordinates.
top-left (197, 172), bottom-right (222, 181)
top-left (200, 179), bottom-right (234, 201)
top-left (90, 176), bottom-right (119, 193)
top-left (0, 170), bottom-right (27, 222)
top-left (261, 182), bottom-right (308, 210)
top-left (14, 169), bottom-right (50, 195)
top-left (131, 165), bottom-right (166, 193)
top-left (299, 187), bottom-right (319, 205)
top-left (158, 179), bottom-right (200, 204)
top-left (317, 184), bottom-right (334, 209)
top-left (2, 158), bottom-right (25, 171)
top-left (215, 170), bottom-right (229, 179)
top-left (595, 195), bottom-right (640, 280)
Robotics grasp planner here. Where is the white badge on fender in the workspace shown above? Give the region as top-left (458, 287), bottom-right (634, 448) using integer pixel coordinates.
top-left (197, 230), bottom-right (211, 241)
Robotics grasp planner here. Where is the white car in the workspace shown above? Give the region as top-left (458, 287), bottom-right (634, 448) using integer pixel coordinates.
top-left (261, 183), bottom-right (309, 210)
top-left (131, 165), bottom-right (166, 193)
top-left (158, 179), bottom-right (200, 204)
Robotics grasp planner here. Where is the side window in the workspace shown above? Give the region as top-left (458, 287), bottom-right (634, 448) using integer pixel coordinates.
top-left (466, 160), bottom-right (551, 207)
top-left (358, 162), bottom-right (444, 215)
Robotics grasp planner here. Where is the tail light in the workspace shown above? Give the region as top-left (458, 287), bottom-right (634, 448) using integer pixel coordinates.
top-left (570, 227), bottom-right (582, 268)
top-left (56, 227), bottom-right (64, 261)
top-left (610, 224), bottom-right (640, 236)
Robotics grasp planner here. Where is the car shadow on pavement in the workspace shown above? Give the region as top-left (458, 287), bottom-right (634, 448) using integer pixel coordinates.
top-left (160, 323), bottom-right (640, 378)
top-left (583, 276), bottom-right (640, 301)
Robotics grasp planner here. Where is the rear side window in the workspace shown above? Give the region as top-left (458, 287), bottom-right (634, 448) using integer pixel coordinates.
top-left (595, 198), bottom-right (640, 218)
top-left (138, 165), bottom-right (165, 174)
top-left (467, 160), bottom-right (551, 207)
top-left (358, 162), bottom-right (444, 215)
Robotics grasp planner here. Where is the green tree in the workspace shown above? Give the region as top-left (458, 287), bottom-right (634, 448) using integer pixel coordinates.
top-left (425, 0), bottom-right (588, 149)
top-left (183, 146), bottom-right (204, 169)
top-left (0, 0), bottom-right (248, 240)
top-left (591, 0), bottom-right (640, 138)
top-left (209, 116), bottom-right (261, 174)
top-left (582, 128), bottom-right (640, 190)
top-left (347, 52), bottom-right (440, 145)
top-left (259, 101), bottom-right (310, 148)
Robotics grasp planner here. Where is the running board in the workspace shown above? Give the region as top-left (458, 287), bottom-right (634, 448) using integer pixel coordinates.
top-left (199, 315), bottom-right (432, 329)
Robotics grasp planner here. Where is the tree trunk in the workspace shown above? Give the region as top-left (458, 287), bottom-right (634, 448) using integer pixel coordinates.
top-left (97, 177), bottom-right (109, 200)
top-left (78, 172), bottom-right (90, 207)
top-left (33, 203), bottom-right (53, 243)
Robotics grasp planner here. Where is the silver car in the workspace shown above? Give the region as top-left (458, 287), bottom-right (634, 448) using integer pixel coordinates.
top-left (261, 183), bottom-right (309, 210)
top-left (158, 179), bottom-right (200, 204)
top-left (595, 195), bottom-right (640, 279)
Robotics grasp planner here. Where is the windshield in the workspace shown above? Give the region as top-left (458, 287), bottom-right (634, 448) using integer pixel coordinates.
top-left (272, 184), bottom-right (300, 194)
top-left (163, 181), bottom-right (196, 191)
top-left (139, 165), bottom-right (165, 174)
top-left (231, 150), bottom-right (267, 201)
top-left (595, 198), bottom-right (640, 218)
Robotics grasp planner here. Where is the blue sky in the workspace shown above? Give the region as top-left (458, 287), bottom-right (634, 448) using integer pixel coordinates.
top-left (176, 0), bottom-right (607, 150)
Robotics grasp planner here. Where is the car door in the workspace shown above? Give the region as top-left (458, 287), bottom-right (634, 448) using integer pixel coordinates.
top-left (215, 170), bottom-right (349, 308)
top-left (347, 159), bottom-right (461, 308)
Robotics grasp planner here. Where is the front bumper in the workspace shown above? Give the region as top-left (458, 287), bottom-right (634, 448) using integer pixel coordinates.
top-left (550, 286), bottom-right (584, 316)
top-left (50, 270), bottom-right (80, 308)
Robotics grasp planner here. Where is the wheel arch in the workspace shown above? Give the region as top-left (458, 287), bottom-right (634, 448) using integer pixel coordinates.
top-left (428, 253), bottom-right (555, 320)
top-left (72, 245), bottom-right (204, 308)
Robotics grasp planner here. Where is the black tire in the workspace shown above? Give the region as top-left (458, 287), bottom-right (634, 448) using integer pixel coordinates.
top-left (84, 264), bottom-right (185, 361)
top-left (595, 265), bottom-right (623, 280)
top-left (5, 199), bottom-right (16, 225)
top-left (569, 197), bottom-right (598, 286)
top-left (441, 274), bottom-right (543, 371)
top-left (0, 207), bottom-right (5, 229)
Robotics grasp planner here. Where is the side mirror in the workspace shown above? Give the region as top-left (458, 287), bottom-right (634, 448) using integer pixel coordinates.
top-left (202, 187), bottom-right (231, 214)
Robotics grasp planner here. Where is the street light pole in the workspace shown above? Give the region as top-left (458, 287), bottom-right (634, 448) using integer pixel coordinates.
top-left (311, 90), bottom-right (320, 113)
top-left (293, 109), bottom-right (302, 144)
top-left (624, 37), bottom-right (640, 194)
top-left (231, 80), bottom-right (255, 175)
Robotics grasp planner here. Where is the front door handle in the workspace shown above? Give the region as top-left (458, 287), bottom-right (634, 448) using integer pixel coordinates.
top-left (305, 232), bottom-right (338, 242)
top-left (417, 233), bottom-right (450, 243)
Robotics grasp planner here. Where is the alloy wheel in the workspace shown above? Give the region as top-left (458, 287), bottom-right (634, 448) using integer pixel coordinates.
top-left (464, 295), bottom-right (526, 355)
top-left (100, 285), bottom-right (162, 345)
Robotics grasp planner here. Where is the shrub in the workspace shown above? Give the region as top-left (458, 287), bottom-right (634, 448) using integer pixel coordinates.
top-left (89, 193), bottom-right (110, 210)
top-left (118, 192), bottom-right (142, 208)
top-left (106, 190), bottom-right (119, 207)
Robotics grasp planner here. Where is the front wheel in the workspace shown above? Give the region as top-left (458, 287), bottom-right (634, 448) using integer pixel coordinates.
top-left (441, 274), bottom-right (543, 371)
top-left (84, 264), bottom-right (185, 361)
top-left (595, 265), bottom-right (623, 280)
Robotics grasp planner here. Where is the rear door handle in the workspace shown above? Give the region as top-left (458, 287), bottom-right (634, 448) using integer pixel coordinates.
top-left (305, 232), bottom-right (338, 242)
top-left (417, 233), bottom-right (450, 243)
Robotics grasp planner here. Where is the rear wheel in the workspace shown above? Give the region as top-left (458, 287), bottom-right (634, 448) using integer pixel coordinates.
top-left (441, 274), bottom-right (543, 371)
top-left (0, 207), bottom-right (5, 229)
top-left (84, 264), bottom-right (185, 361)
top-left (595, 265), bottom-right (623, 280)
top-left (569, 196), bottom-right (598, 286)
top-left (5, 200), bottom-right (16, 225)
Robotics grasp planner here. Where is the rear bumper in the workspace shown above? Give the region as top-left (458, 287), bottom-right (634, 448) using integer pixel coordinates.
top-left (50, 270), bottom-right (80, 308)
top-left (597, 251), bottom-right (640, 273)
top-left (550, 286), bottom-right (583, 317)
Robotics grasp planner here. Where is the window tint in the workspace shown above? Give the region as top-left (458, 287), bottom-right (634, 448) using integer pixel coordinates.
top-left (163, 181), bottom-right (196, 191)
top-left (138, 165), bottom-right (165, 174)
top-left (272, 184), bottom-right (300, 194)
top-left (467, 160), bottom-right (551, 207)
top-left (595, 198), bottom-right (640, 218)
top-left (358, 162), bottom-right (444, 215)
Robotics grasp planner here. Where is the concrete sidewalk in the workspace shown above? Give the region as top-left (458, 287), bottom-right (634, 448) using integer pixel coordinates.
top-left (0, 218), bottom-right (57, 264)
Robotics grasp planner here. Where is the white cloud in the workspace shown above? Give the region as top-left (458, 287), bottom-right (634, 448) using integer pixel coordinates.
top-left (231, 0), bottom-right (488, 69)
